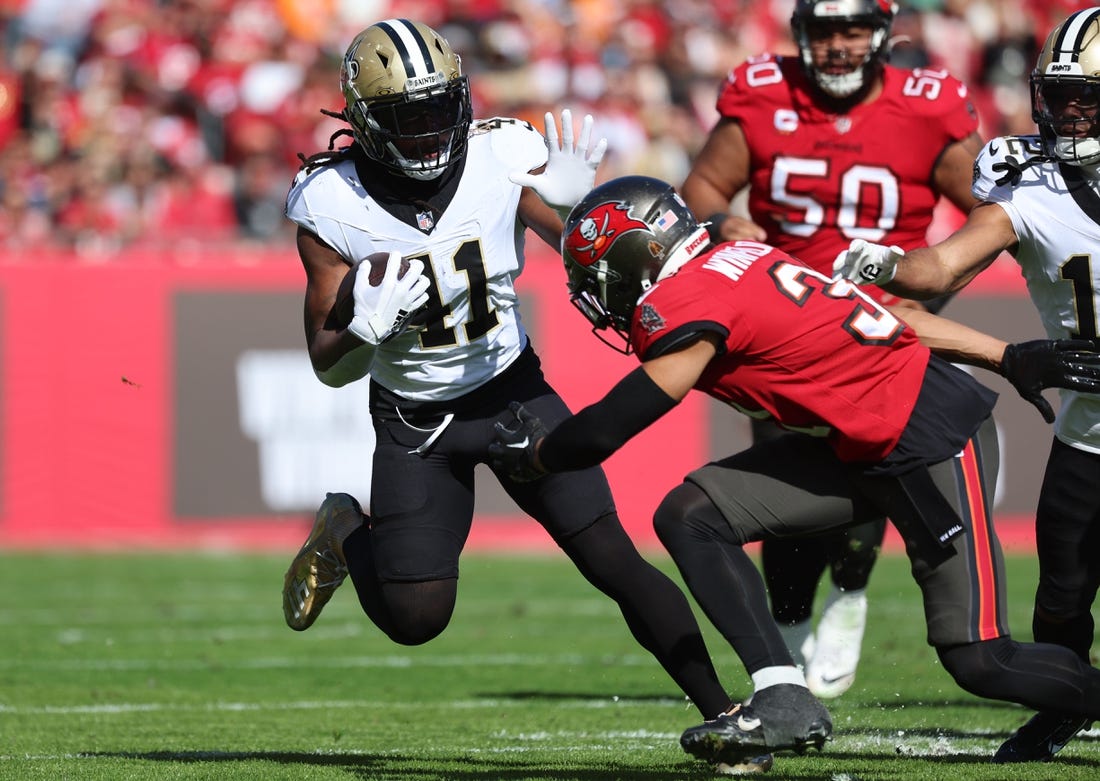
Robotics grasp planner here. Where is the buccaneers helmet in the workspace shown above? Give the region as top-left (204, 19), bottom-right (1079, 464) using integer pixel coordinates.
top-left (790, 0), bottom-right (897, 99)
top-left (561, 176), bottom-right (711, 352)
top-left (340, 19), bottom-right (472, 180)
top-left (1032, 8), bottom-right (1100, 168)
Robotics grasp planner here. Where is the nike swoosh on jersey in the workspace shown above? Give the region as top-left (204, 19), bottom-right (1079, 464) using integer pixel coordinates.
top-left (506, 437), bottom-right (529, 449)
top-left (989, 143), bottom-right (1000, 155)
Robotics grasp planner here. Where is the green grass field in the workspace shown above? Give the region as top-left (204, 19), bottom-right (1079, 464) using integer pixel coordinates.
top-left (1, 550), bottom-right (1096, 780)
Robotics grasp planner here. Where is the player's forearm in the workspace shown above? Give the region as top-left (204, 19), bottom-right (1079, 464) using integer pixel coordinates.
top-left (883, 248), bottom-right (970, 300)
top-left (537, 367), bottom-right (678, 472)
top-left (310, 330), bottom-right (376, 387)
top-left (891, 307), bottom-right (1006, 373)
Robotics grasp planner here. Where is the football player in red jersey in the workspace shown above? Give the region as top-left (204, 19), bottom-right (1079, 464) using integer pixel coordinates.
top-left (681, 0), bottom-right (984, 698)
top-left (490, 176), bottom-right (1100, 767)
top-left (833, 6), bottom-right (1100, 762)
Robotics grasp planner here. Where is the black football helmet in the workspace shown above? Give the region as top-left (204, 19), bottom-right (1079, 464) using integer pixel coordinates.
top-left (340, 19), bottom-right (472, 180)
top-left (790, 0), bottom-right (897, 100)
top-left (1031, 8), bottom-right (1100, 168)
top-left (561, 176), bottom-right (711, 353)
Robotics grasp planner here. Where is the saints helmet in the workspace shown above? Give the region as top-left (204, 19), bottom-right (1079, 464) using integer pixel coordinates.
top-left (340, 19), bottom-right (472, 180)
top-left (1032, 8), bottom-right (1100, 168)
top-left (790, 0), bottom-right (897, 99)
top-left (561, 176), bottom-right (711, 353)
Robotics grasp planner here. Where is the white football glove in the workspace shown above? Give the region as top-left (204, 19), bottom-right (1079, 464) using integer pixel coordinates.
top-left (832, 239), bottom-right (905, 286)
top-left (509, 109), bottom-right (608, 214)
top-left (348, 252), bottom-right (431, 345)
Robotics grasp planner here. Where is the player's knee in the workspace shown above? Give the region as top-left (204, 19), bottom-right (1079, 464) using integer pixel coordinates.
top-left (383, 620), bottom-right (448, 646)
top-left (653, 491), bottom-right (686, 547)
top-left (1034, 607), bottom-right (1095, 662)
top-left (936, 637), bottom-right (1012, 699)
top-left (375, 579), bottom-right (456, 645)
top-left (1035, 583), bottom-right (1095, 621)
top-left (655, 484), bottom-right (717, 548)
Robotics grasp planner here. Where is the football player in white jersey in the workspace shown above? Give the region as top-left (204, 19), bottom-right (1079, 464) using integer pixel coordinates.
top-left (277, 18), bottom-right (739, 744)
top-left (834, 7), bottom-right (1100, 763)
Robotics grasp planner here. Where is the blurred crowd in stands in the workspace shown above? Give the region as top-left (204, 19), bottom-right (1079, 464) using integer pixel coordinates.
top-left (0, 0), bottom-right (1089, 257)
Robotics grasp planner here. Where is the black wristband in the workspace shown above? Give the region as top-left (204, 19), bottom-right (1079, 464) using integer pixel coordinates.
top-left (539, 367), bottom-right (679, 472)
top-left (705, 212), bottom-right (729, 243)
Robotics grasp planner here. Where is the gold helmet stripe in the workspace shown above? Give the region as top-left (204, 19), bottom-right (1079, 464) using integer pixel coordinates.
top-left (376, 18), bottom-right (434, 80)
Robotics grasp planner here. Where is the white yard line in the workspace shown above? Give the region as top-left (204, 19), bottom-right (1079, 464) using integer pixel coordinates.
top-left (0, 652), bottom-right (657, 672)
top-left (0, 696), bottom-right (685, 716)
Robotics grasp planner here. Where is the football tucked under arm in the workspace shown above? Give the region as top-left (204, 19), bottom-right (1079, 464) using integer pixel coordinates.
top-left (330, 251), bottom-right (428, 346)
top-left (333, 252), bottom-right (413, 327)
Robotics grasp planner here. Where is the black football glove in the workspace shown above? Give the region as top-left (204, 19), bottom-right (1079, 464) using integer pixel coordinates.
top-left (1001, 339), bottom-right (1100, 423)
top-left (489, 401), bottom-right (551, 482)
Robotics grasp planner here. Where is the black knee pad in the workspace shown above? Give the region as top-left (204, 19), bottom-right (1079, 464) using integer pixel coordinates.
top-left (653, 483), bottom-right (728, 550)
top-left (377, 580), bottom-right (456, 646)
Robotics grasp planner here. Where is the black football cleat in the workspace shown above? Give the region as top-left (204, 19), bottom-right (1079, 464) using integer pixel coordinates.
top-left (992, 711), bottom-right (1092, 763)
top-left (680, 684), bottom-right (831, 764)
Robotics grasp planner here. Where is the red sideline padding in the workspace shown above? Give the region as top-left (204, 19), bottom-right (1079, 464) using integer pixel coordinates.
top-left (0, 246), bottom-right (1040, 552)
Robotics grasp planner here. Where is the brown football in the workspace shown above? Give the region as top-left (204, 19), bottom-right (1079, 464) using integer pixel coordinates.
top-left (332, 252), bottom-right (411, 327)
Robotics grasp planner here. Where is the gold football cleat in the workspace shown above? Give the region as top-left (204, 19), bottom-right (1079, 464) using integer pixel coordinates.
top-left (282, 492), bottom-right (365, 630)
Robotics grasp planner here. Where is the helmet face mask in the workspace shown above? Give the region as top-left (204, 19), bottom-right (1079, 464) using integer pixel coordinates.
top-left (1032, 8), bottom-right (1100, 168)
top-left (341, 19), bottom-right (472, 180)
top-left (561, 176), bottom-right (711, 353)
top-left (790, 0), bottom-right (897, 100)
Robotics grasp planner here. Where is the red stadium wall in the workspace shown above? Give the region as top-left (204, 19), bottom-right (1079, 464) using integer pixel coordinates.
top-left (0, 246), bottom-right (1041, 552)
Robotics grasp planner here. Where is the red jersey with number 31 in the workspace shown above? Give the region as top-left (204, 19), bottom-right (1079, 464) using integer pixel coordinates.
top-left (716, 56), bottom-right (978, 290)
top-left (630, 240), bottom-right (930, 464)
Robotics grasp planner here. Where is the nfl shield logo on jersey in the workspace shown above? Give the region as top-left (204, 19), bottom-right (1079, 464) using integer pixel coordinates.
top-left (638, 303), bottom-right (666, 335)
top-left (416, 211), bottom-right (435, 232)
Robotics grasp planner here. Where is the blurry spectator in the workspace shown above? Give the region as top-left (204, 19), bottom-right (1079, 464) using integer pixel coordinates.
top-left (0, 0), bottom-right (1058, 255)
top-left (234, 150), bottom-right (293, 242)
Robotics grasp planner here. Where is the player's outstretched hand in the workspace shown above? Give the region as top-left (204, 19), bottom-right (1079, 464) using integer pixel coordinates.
top-left (509, 109), bottom-right (608, 212)
top-left (1001, 339), bottom-right (1100, 423)
top-left (348, 252), bottom-right (430, 345)
top-left (489, 401), bottom-right (551, 482)
top-left (832, 239), bottom-right (905, 286)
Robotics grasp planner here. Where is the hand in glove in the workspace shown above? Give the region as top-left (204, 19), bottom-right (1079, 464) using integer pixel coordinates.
top-left (832, 239), bottom-right (905, 285)
top-left (489, 401), bottom-right (551, 482)
top-left (348, 252), bottom-right (431, 345)
top-left (1001, 339), bottom-right (1100, 423)
top-left (509, 109), bottom-right (607, 215)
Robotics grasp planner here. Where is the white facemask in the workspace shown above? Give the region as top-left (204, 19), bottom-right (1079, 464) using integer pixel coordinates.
top-left (1054, 134), bottom-right (1100, 168)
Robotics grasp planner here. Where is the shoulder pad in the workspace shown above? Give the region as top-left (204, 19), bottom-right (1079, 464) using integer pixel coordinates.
top-left (727, 53), bottom-right (788, 90)
top-left (973, 135), bottom-right (1047, 196)
top-left (472, 116), bottom-right (547, 174)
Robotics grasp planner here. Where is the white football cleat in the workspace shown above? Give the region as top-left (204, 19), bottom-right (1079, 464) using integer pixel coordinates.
top-left (804, 587), bottom-right (867, 699)
top-left (777, 619), bottom-right (814, 670)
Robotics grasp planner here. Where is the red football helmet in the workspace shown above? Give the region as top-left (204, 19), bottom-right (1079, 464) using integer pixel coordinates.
top-left (790, 0), bottom-right (897, 100)
top-left (562, 176), bottom-right (710, 352)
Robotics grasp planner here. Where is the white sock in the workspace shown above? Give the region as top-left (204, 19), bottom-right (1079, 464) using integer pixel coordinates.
top-left (826, 584), bottom-right (866, 606)
top-left (751, 665), bottom-right (807, 692)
